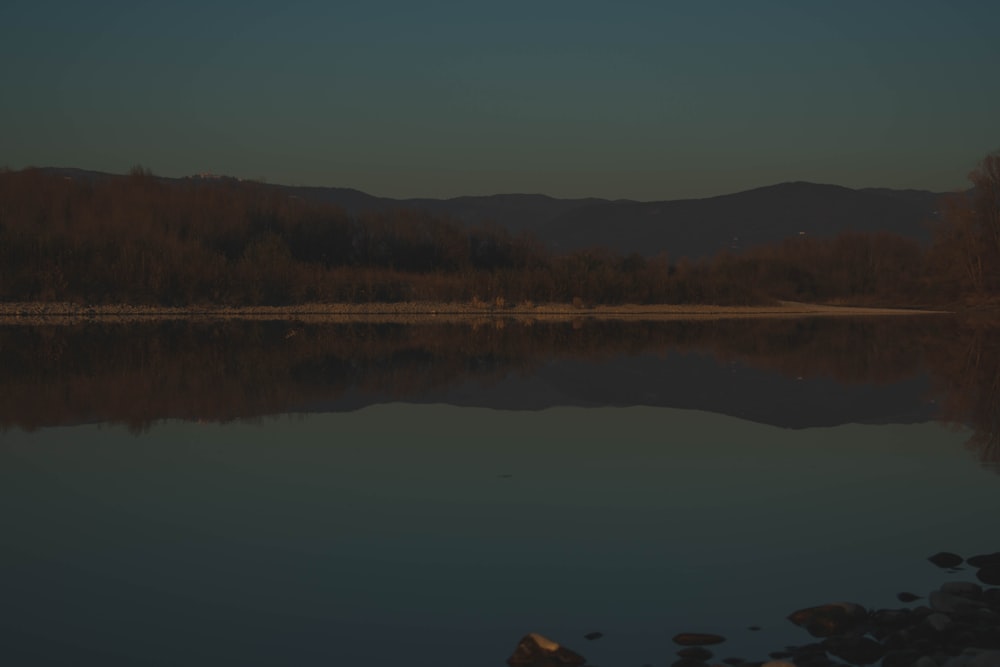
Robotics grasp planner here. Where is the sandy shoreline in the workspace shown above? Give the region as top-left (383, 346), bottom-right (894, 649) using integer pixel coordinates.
top-left (0, 300), bottom-right (950, 325)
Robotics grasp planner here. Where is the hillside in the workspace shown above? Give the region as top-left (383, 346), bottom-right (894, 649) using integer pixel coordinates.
top-left (276, 180), bottom-right (946, 259)
top-left (538, 182), bottom-right (943, 258)
top-left (40, 168), bottom-right (946, 260)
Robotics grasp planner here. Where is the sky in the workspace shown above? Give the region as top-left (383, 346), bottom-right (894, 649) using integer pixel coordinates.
top-left (1, 0), bottom-right (998, 200)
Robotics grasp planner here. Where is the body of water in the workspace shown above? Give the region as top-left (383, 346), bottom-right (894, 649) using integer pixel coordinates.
top-left (0, 316), bottom-right (996, 666)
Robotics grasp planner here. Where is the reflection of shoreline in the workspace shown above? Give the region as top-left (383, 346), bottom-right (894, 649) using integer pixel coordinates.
top-left (0, 318), bottom-right (948, 432)
top-left (0, 300), bottom-right (949, 326)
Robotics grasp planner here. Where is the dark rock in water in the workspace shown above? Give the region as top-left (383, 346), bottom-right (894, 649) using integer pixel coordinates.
top-left (897, 591), bottom-right (922, 602)
top-left (923, 612), bottom-right (953, 632)
top-left (822, 635), bottom-right (885, 664)
top-left (672, 632), bottom-right (726, 646)
top-left (984, 588), bottom-right (1000, 607)
top-left (940, 581), bottom-right (984, 599)
top-left (677, 647), bottom-right (714, 660)
top-left (881, 648), bottom-right (922, 667)
top-left (747, 625), bottom-right (762, 631)
top-left (960, 650), bottom-right (1000, 666)
top-left (930, 590), bottom-right (987, 614)
top-left (792, 656), bottom-right (842, 667)
top-left (768, 650), bottom-right (794, 659)
top-left (967, 552), bottom-right (1000, 568)
top-left (582, 631), bottom-right (602, 641)
top-left (507, 633), bottom-right (586, 666)
top-left (670, 658), bottom-right (709, 667)
top-left (869, 608), bottom-right (915, 640)
top-left (977, 565), bottom-right (1000, 586)
top-left (929, 552), bottom-right (964, 568)
top-left (787, 602), bottom-right (868, 638)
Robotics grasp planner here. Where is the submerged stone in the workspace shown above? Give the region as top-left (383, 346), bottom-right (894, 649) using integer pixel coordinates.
top-left (822, 635), bottom-right (885, 664)
top-left (670, 658), bottom-right (709, 667)
top-left (507, 633), bottom-right (586, 666)
top-left (929, 552), bottom-right (964, 568)
top-left (976, 565), bottom-right (1000, 586)
top-left (672, 632), bottom-right (726, 646)
top-left (881, 648), bottom-right (923, 667)
top-left (967, 553), bottom-right (1000, 568)
top-left (582, 631), bottom-right (602, 641)
top-left (677, 646), bottom-right (714, 660)
top-left (787, 602), bottom-right (868, 638)
top-left (930, 590), bottom-right (987, 614)
top-left (940, 581), bottom-right (984, 599)
top-left (897, 591), bottom-right (922, 602)
top-left (923, 612), bottom-right (953, 632)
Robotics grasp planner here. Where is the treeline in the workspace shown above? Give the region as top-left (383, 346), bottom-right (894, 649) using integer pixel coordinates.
top-left (0, 167), bottom-right (681, 305)
top-left (0, 155), bottom-right (997, 306)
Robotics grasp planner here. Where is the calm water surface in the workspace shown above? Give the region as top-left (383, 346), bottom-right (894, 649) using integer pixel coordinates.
top-left (0, 317), bottom-right (997, 666)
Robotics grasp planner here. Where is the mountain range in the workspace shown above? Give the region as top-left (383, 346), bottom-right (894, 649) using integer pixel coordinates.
top-left (47, 167), bottom-right (950, 260)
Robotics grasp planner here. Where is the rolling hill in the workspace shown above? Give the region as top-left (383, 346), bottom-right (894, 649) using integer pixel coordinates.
top-left (43, 167), bottom-right (949, 260)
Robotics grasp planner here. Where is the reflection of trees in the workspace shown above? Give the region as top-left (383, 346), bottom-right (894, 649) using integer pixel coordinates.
top-left (0, 316), bottom-right (958, 433)
top-left (925, 320), bottom-right (1000, 469)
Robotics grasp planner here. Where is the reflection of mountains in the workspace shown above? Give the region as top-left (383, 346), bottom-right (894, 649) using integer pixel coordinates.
top-left (1, 316), bottom-right (969, 435)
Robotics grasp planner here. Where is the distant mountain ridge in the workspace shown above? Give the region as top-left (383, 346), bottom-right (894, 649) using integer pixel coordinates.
top-left (40, 167), bottom-right (949, 260)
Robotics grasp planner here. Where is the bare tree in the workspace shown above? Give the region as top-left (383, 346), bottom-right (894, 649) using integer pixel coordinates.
top-left (931, 152), bottom-right (1000, 296)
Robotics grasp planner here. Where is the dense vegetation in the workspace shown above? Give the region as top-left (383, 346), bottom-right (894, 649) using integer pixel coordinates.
top-left (1, 154), bottom-right (997, 306)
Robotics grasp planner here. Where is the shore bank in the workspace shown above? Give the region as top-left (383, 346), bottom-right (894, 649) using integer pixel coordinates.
top-left (512, 550), bottom-right (1000, 667)
top-left (0, 301), bottom-right (950, 325)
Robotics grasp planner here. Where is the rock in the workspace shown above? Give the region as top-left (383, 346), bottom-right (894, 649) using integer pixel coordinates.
top-left (869, 608), bottom-right (914, 639)
top-left (931, 590), bottom-right (987, 613)
top-left (977, 566), bottom-right (1000, 586)
top-left (678, 647), bottom-right (715, 660)
top-left (582, 631), bottom-right (602, 641)
top-left (984, 588), bottom-right (1000, 610)
top-left (796, 657), bottom-right (839, 667)
top-left (897, 591), bottom-right (922, 603)
top-left (929, 552), bottom-right (965, 568)
top-left (787, 602), bottom-right (868, 638)
top-left (673, 633), bottom-right (726, 646)
top-left (967, 553), bottom-right (1000, 568)
top-left (881, 648), bottom-right (923, 667)
top-left (761, 662), bottom-right (796, 667)
top-left (967, 649), bottom-right (1000, 666)
top-left (923, 612), bottom-right (953, 632)
top-left (822, 635), bottom-right (885, 664)
top-left (940, 581), bottom-right (984, 599)
top-left (506, 633), bottom-right (586, 666)
top-left (944, 649), bottom-right (1000, 666)
top-left (671, 659), bottom-right (709, 667)
top-left (747, 625), bottom-right (761, 631)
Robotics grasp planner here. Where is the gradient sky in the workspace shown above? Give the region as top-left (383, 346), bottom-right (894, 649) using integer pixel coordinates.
top-left (2, 1), bottom-right (998, 200)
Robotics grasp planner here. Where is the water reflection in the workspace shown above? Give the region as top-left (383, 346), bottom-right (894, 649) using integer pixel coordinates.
top-left (926, 319), bottom-right (1000, 470)
top-left (1, 314), bottom-right (998, 466)
top-left (3, 315), bottom-right (1000, 666)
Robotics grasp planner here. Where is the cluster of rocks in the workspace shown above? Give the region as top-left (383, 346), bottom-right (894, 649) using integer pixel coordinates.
top-left (506, 551), bottom-right (1000, 667)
